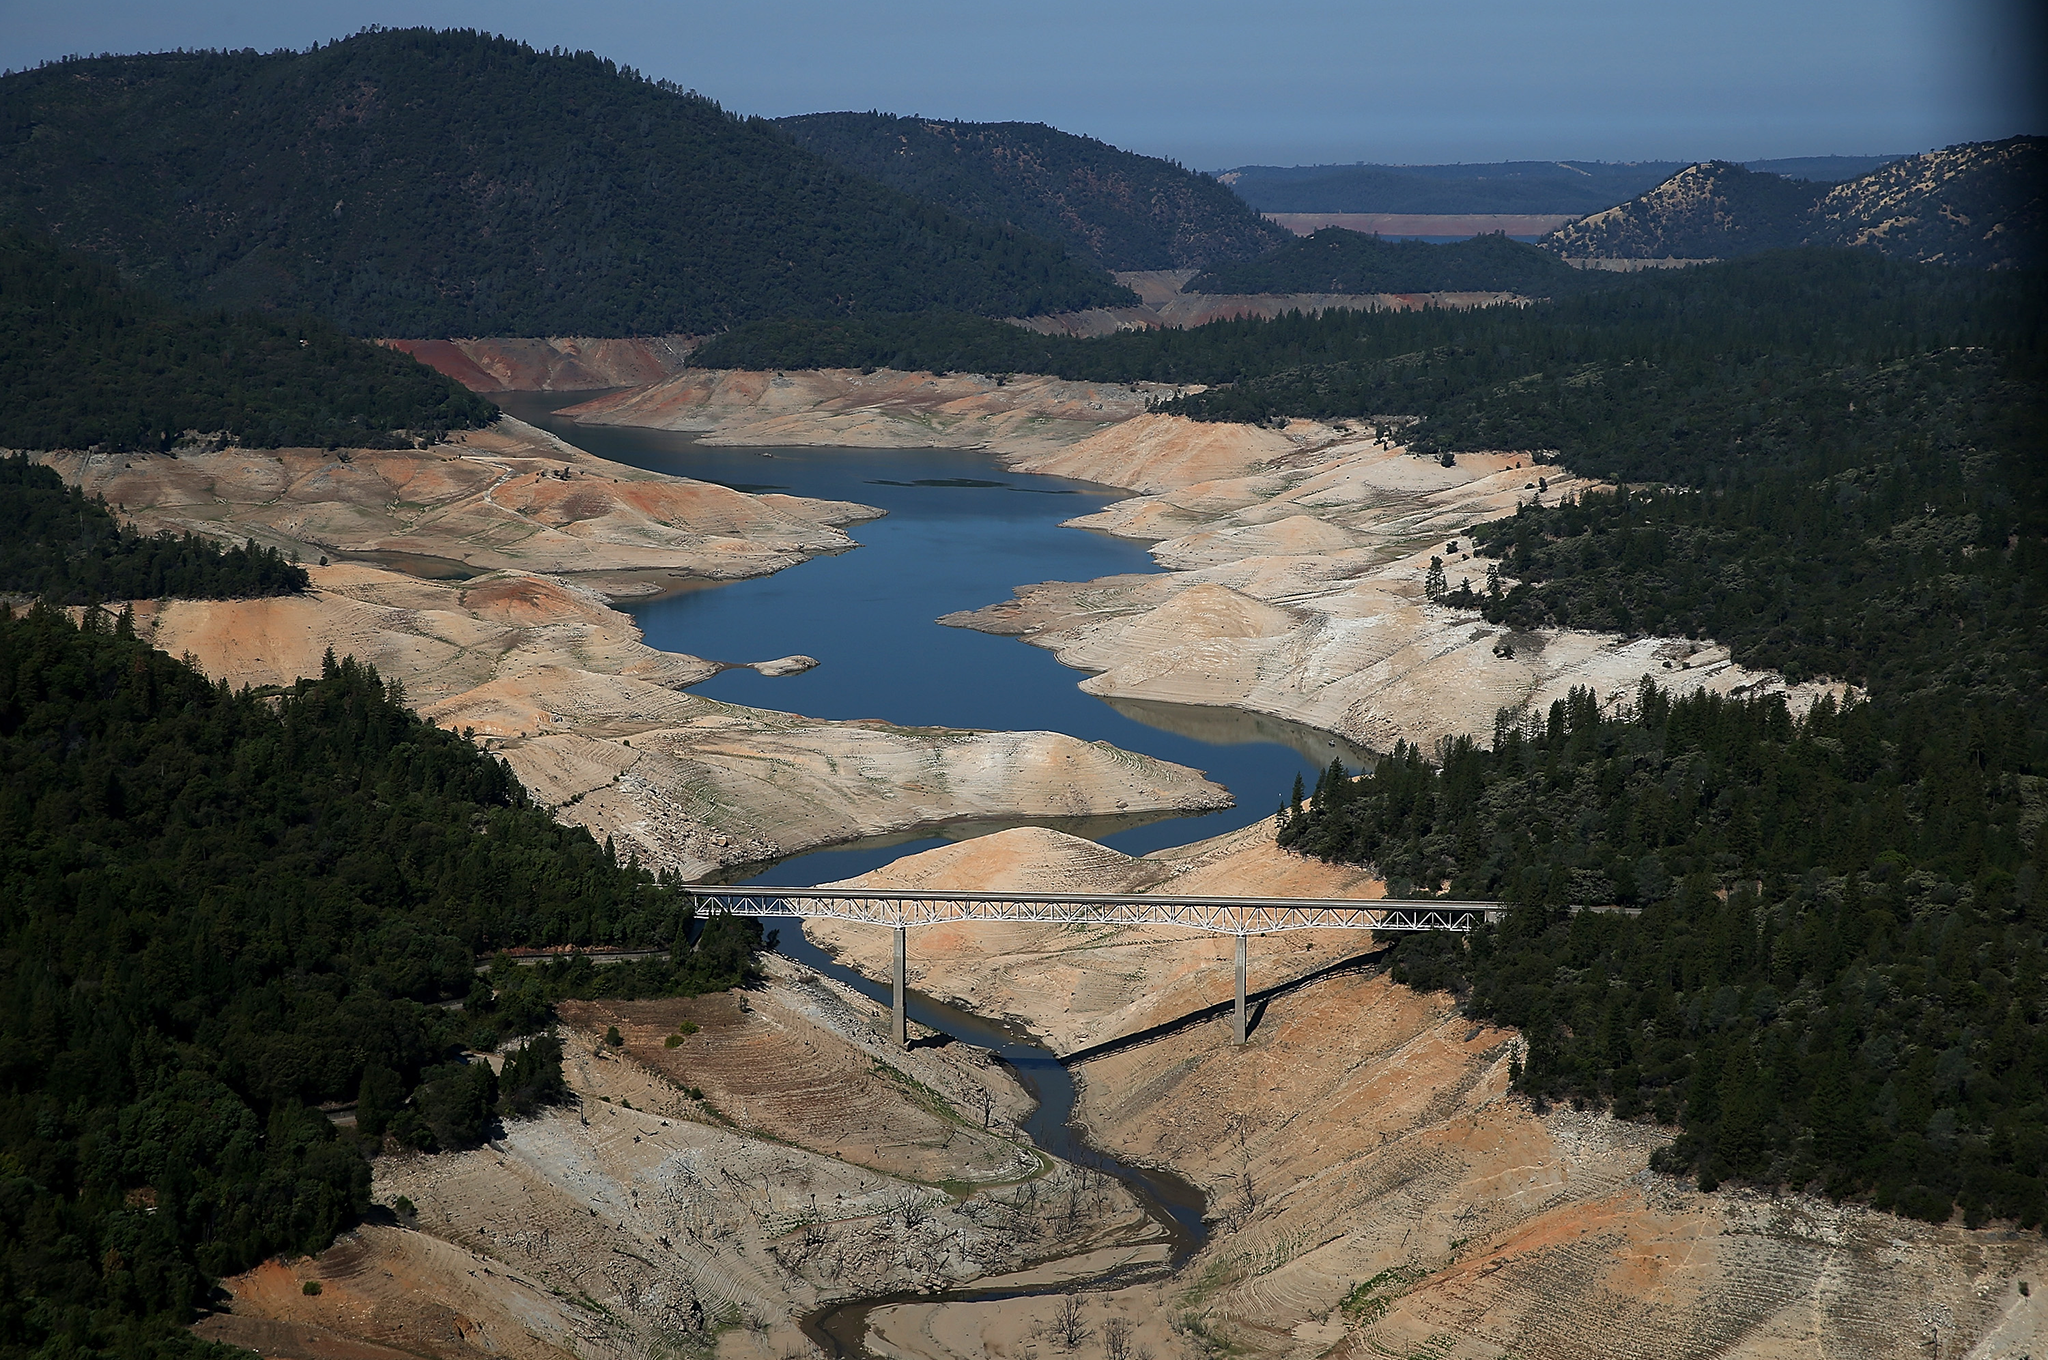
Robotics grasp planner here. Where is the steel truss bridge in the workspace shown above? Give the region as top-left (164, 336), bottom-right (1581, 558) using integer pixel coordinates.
top-left (680, 887), bottom-right (1500, 1047)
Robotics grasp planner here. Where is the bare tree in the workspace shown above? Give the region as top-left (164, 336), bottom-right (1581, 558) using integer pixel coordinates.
top-left (895, 1188), bottom-right (929, 1229)
top-left (1049, 1295), bottom-right (1089, 1350)
top-left (1102, 1315), bottom-right (1133, 1360)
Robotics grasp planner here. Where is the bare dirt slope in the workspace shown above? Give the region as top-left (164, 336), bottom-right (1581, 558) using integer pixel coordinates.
top-left (198, 956), bottom-right (1160, 1358)
top-left (954, 414), bottom-right (1840, 757)
top-left (133, 564), bottom-right (1229, 881)
top-left (808, 833), bottom-right (2046, 1360)
top-left (556, 367), bottom-right (1180, 456)
top-left (804, 818), bottom-right (1382, 1056)
top-left (1069, 972), bottom-right (2044, 1360)
top-left (41, 415), bottom-right (877, 598)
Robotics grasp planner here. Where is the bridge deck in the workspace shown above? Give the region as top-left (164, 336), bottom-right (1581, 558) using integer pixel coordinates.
top-left (682, 886), bottom-right (1501, 1048)
top-left (679, 886), bottom-right (1498, 934)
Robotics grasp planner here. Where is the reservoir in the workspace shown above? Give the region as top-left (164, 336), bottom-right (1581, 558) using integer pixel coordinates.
top-left (500, 393), bottom-right (1369, 884)
top-left (491, 400), bottom-right (1339, 1353)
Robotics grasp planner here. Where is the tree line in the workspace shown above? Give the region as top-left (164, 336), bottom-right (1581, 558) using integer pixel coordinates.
top-left (1, 456), bottom-right (308, 603)
top-left (0, 232), bottom-right (499, 454)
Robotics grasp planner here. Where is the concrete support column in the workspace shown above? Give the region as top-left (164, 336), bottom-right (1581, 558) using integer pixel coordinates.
top-left (892, 925), bottom-right (908, 1050)
top-left (1234, 933), bottom-right (1248, 1045)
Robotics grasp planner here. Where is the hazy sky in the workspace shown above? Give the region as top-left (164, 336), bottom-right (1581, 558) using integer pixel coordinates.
top-left (1, 0), bottom-right (2036, 168)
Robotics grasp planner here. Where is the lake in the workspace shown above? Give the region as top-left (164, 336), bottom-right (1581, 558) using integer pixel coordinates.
top-left (497, 393), bottom-right (1368, 885)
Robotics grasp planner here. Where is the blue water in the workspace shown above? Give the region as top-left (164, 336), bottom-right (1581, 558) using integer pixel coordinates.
top-left (498, 393), bottom-right (1369, 880)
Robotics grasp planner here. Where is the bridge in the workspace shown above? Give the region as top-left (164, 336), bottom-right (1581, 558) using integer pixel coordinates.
top-left (680, 887), bottom-right (1500, 1047)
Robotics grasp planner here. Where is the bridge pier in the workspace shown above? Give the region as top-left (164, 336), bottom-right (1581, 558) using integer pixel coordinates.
top-left (892, 925), bottom-right (908, 1050)
top-left (1234, 933), bottom-right (1248, 1044)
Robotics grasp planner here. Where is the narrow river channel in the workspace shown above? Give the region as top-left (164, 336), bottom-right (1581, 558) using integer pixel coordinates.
top-left (499, 393), bottom-right (1360, 1350)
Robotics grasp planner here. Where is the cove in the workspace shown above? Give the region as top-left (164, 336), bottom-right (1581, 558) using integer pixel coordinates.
top-left (499, 392), bottom-right (1370, 879)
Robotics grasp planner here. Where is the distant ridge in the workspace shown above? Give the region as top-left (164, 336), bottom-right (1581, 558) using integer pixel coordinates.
top-left (0, 30), bottom-right (1132, 336)
top-left (777, 112), bottom-right (1290, 272)
top-left (1218, 155), bottom-right (1905, 218)
top-left (1544, 139), bottom-right (2042, 269)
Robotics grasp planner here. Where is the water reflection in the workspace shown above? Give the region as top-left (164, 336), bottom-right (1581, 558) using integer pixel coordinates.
top-left (1102, 695), bottom-right (1378, 771)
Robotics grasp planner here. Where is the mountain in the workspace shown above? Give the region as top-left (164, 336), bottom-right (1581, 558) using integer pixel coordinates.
top-left (1182, 227), bottom-right (1604, 296)
top-left (0, 30), bottom-right (1131, 337)
top-left (0, 231), bottom-right (496, 453)
top-left (1540, 162), bottom-right (1824, 259)
top-left (1806, 137), bottom-right (2044, 268)
top-left (1216, 156), bottom-right (1907, 217)
top-left (776, 112), bottom-right (1289, 271)
top-left (1544, 139), bottom-right (2042, 267)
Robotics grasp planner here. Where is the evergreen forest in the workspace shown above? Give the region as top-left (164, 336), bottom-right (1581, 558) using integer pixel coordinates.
top-left (0, 609), bottom-right (765, 1357)
top-left (1239, 249), bottom-right (2047, 1219)
top-left (689, 249), bottom-right (2024, 433)
top-left (0, 31), bottom-right (1130, 336)
top-left (1182, 228), bottom-right (1608, 297)
top-left (0, 232), bottom-right (498, 452)
top-left (778, 112), bottom-right (1287, 271)
top-left (1, 456), bottom-right (308, 603)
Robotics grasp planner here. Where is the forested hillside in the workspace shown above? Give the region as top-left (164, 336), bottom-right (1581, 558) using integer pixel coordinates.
top-left (1259, 244), bottom-right (2045, 1220)
top-left (0, 608), bottom-right (766, 1357)
top-left (1183, 228), bottom-right (1605, 296)
top-left (0, 231), bottom-right (497, 452)
top-left (1281, 678), bottom-right (2047, 1224)
top-left (0, 30), bottom-right (1130, 336)
top-left (694, 250), bottom-right (2022, 434)
top-left (1541, 162), bottom-right (1825, 258)
top-left (778, 112), bottom-right (1288, 271)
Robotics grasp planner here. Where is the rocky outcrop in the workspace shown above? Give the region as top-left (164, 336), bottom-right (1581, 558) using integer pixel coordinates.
top-left (197, 958), bottom-right (1127, 1358)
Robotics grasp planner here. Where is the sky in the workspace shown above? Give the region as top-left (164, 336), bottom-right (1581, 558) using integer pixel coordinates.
top-left (0, 0), bottom-right (2037, 169)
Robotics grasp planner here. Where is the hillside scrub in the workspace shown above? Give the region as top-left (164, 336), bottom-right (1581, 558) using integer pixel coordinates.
top-left (0, 30), bottom-right (1131, 335)
top-left (0, 607), bottom-right (765, 1357)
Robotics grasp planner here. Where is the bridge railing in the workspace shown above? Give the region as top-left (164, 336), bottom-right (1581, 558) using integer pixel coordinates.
top-left (677, 885), bottom-right (1499, 935)
top-left (679, 887), bottom-right (1503, 1048)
